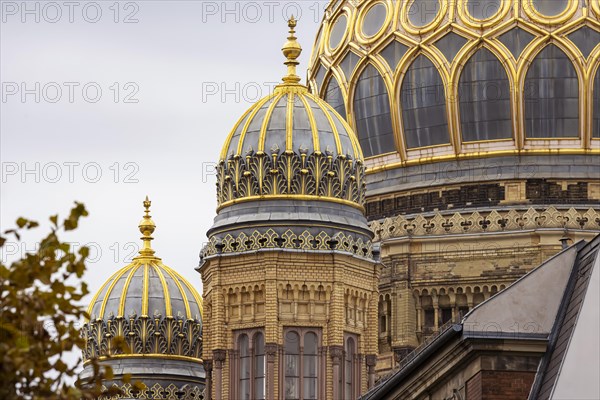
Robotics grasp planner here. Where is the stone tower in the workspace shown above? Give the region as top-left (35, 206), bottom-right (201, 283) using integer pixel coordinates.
top-left (199, 18), bottom-right (380, 400)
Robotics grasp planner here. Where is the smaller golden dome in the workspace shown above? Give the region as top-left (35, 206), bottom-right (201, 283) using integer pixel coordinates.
top-left (83, 198), bottom-right (203, 363)
top-left (216, 18), bottom-right (366, 211)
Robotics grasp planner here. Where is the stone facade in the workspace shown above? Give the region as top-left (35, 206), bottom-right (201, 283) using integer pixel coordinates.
top-left (200, 249), bottom-right (380, 400)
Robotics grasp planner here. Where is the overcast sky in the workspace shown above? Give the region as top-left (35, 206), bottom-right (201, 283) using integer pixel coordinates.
top-left (1, 1), bottom-right (325, 300)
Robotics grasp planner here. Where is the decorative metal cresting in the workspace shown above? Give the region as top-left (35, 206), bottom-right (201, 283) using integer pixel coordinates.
top-left (99, 383), bottom-right (205, 400)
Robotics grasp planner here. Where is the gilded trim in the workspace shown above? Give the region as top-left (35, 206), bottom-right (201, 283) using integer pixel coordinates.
top-left (98, 263), bottom-right (137, 319)
top-left (298, 93), bottom-right (321, 151)
top-left (235, 93), bottom-right (278, 156)
top-left (286, 92), bottom-right (295, 152)
top-left (142, 264), bottom-right (149, 317)
top-left (162, 266), bottom-right (193, 319)
top-left (117, 263), bottom-right (141, 318)
top-left (218, 194), bottom-right (365, 213)
top-left (258, 93), bottom-right (284, 153)
top-left (153, 264), bottom-right (172, 318)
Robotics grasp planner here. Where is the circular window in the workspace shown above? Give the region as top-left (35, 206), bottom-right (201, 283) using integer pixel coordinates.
top-left (408, 0), bottom-right (441, 27)
top-left (329, 14), bottom-right (348, 51)
top-left (466, 0), bottom-right (501, 20)
top-left (532, 0), bottom-right (567, 16)
top-left (362, 3), bottom-right (387, 37)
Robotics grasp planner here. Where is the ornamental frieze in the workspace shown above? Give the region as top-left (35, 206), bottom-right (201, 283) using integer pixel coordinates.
top-left (200, 228), bottom-right (373, 260)
top-left (369, 206), bottom-right (600, 241)
top-left (216, 149), bottom-right (365, 207)
top-left (82, 314), bottom-right (202, 360)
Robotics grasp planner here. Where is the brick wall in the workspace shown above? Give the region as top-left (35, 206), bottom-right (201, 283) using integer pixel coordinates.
top-left (466, 370), bottom-right (535, 400)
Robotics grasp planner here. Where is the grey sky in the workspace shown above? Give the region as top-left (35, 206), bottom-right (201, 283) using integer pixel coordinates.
top-left (1, 1), bottom-right (325, 298)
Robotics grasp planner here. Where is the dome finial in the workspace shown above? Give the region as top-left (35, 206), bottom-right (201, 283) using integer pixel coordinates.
top-left (138, 195), bottom-right (156, 257)
top-left (282, 16), bottom-right (302, 84)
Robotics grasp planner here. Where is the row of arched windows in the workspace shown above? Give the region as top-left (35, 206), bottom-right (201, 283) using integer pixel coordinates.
top-left (323, 44), bottom-right (600, 158)
top-left (234, 328), bottom-right (359, 399)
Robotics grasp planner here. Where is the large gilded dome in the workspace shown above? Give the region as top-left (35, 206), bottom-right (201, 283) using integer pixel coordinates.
top-left (308, 0), bottom-right (600, 163)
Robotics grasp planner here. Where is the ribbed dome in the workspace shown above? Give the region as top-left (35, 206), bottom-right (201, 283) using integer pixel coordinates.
top-left (82, 198), bottom-right (203, 367)
top-left (216, 18), bottom-right (366, 211)
top-left (308, 0), bottom-right (600, 165)
top-left (220, 87), bottom-right (362, 162)
top-left (87, 259), bottom-right (203, 322)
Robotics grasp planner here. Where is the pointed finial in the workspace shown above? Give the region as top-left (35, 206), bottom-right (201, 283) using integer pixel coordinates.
top-left (282, 16), bottom-right (302, 84)
top-left (138, 195), bottom-right (156, 257)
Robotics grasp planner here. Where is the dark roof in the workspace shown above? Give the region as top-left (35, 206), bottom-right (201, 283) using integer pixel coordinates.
top-left (529, 235), bottom-right (600, 400)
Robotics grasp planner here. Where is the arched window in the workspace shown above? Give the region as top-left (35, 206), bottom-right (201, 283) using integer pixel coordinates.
top-left (284, 328), bottom-right (321, 400)
top-left (284, 331), bottom-right (300, 400)
top-left (401, 55), bottom-right (450, 148)
top-left (594, 66), bottom-right (600, 138)
top-left (239, 334), bottom-right (250, 399)
top-left (524, 45), bottom-right (579, 138)
top-left (254, 332), bottom-right (265, 399)
top-left (324, 75), bottom-right (346, 120)
top-left (458, 48), bottom-right (512, 141)
top-left (235, 330), bottom-right (266, 400)
top-left (353, 64), bottom-right (395, 157)
top-left (344, 336), bottom-right (357, 399)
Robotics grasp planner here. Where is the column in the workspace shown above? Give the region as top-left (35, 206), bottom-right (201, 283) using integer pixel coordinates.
top-left (213, 349), bottom-right (226, 400)
top-left (365, 355), bottom-right (377, 389)
top-left (204, 360), bottom-right (213, 400)
top-left (265, 343), bottom-right (278, 400)
top-left (330, 346), bottom-right (344, 400)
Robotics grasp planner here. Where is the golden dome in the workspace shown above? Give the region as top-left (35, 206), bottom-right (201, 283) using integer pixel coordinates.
top-left (308, 0), bottom-right (600, 168)
top-left (217, 18), bottom-right (366, 211)
top-left (83, 198), bottom-right (202, 363)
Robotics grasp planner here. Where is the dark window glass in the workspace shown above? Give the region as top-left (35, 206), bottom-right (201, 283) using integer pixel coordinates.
top-left (340, 51), bottom-right (360, 83)
top-left (532, 0), bottom-right (567, 16)
top-left (424, 308), bottom-right (435, 327)
top-left (441, 308), bottom-right (453, 324)
top-left (466, 0), bottom-right (501, 20)
top-left (239, 334), bottom-right (250, 399)
top-left (353, 64), bottom-right (395, 157)
top-left (524, 45), bottom-right (579, 138)
top-left (567, 26), bottom-right (600, 59)
top-left (324, 76), bottom-right (346, 120)
top-left (408, 0), bottom-right (440, 27)
top-left (594, 66), bottom-right (600, 138)
top-left (254, 333), bottom-right (265, 399)
top-left (303, 333), bottom-right (318, 400)
top-left (434, 32), bottom-right (468, 62)
top-left (284, 331), bottom-right (300, 400)
top-left (329, 14), bottom-right (347, 49)
top-left (362, 3), bottom-right (387, 37)
top-left (498, 27), bottom-right (534, 60)
top-left (315, 64), bottom-right (327, 94)
top-left (381, 40), bottom-right (408, 72)
top-left (459, 48), bottom-right (512, 141)
top-left (401, 55), bottom-right (450, 148)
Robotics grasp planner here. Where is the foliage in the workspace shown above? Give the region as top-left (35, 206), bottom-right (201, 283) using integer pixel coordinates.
top-left (0, 203), bottom-right (137, 399)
